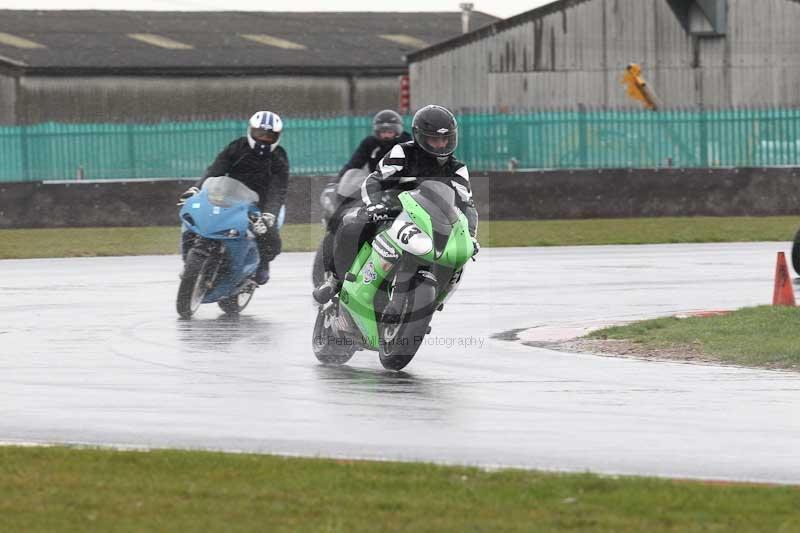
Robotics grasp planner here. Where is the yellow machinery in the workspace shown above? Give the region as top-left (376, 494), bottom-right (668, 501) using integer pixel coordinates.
top-left (620, 63), bottom-right (660, 111)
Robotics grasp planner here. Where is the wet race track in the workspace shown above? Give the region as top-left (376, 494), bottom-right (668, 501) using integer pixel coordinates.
top-left (2, 242), bottom-right (800, 484)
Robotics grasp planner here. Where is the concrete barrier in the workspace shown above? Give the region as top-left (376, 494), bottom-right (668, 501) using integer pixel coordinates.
top-left (479, 167), bottom-right (800, 220)
top-left (2, 167), bottom-right (800, 229)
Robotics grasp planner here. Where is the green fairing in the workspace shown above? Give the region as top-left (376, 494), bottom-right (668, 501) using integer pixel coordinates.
top-left (401, 193), bottom-right (433, 237)
top-left (397, 191), bottom-right (473, 268)
top-left (441, 217), bottom-right (473, 267)
top-left (339, 190), bottom-right (472, 350)
top-left (340, 243), bottom-right (388, 349)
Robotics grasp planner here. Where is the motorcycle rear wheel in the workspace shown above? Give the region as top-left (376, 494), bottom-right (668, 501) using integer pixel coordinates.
top-left (176, 250), bottom-right (211, 319)
top-left (312, 240), bottom-right (326, 287)
top-left (218, 289), bottom-right (254, 315)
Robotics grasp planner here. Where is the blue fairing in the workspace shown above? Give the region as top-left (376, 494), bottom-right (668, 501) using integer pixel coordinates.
top-left (179, 177), bottom-right (261, 303)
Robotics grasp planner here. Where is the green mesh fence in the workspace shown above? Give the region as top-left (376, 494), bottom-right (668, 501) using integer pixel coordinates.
top-left (459, 107), bottom-right (800, 170)
top-left (2, 108), bottom-right (800, 182)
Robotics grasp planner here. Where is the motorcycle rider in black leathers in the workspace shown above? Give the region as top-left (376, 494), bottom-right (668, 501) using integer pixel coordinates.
top-left (313, 104), bottom-right (480, 304)
top-left (337, 109), bottom-right (412, 177)
top-left (316, 110), bottom-right (412, 284)
top-left (178, 110), bottom-right (288, 285)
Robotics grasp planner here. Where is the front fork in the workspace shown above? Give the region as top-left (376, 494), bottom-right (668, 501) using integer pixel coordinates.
top-left (437, 268), bottom-right (463, 309)
top-left (185, 235), bottom-right (225, 289)
top-left (382, 258), bottom-right (441, 322)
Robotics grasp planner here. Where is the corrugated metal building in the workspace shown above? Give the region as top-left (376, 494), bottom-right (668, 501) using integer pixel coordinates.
top-left (0, 10), bottom-right (497, 124)
top-left (406, 0), bottom-right (800, 110)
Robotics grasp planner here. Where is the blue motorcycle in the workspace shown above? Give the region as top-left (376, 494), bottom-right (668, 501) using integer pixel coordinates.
top-left (177, 176), bottom-right (262, 318)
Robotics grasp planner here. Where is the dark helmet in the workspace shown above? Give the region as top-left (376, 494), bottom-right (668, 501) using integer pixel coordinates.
top-left (372, 109), bottom-right (403, 141)
top-left (412, 105), bottom-right (458, 159)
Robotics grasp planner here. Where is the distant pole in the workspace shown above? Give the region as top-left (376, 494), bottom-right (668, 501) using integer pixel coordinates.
top-left (399, 74), bottom-right (410, 115)
top-left (459, 3), bottom-right (473, 34)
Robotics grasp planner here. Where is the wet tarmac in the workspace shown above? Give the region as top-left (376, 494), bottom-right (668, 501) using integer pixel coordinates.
top-left (2, 242), bottom-right (799, 483)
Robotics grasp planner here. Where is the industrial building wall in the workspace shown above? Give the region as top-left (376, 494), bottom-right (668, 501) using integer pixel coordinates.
top-left (9, 75), bottom-right (402, 124)
top-left (410, 39), bottom-right (492, 111)
top-left (410, 0), bottom-right (693, 110)
top-left (0, 75), bottom-right (16, 124)
top-left (727, 0), bottom-right (800, 107)
top-left (410, 0), bottom-right (800, 110)
top-left (352, 76), bottom-right (404, 115)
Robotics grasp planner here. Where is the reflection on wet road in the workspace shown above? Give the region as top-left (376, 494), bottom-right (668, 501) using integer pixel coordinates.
top-left (1, 243), bottom-right (799, 483)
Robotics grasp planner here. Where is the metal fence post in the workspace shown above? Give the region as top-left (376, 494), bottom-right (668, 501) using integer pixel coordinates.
top-left (577, 103), bottom-right (588, 168)
top-left (126, 123), bottom-right (136, 179)
top-left (699, 106), bottom-right (709, 167)
top-left (20, 124), bottom-right (30, 181)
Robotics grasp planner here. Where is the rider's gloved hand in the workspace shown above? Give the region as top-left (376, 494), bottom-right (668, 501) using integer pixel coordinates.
top-left (251, 212), bottom-right (276, 235)
top-left (177, 186), bottom-right (200, 206)
top-left (357, 203), bottom-right (395, 223)
top-left (261, 212), bottom-right (277, 229)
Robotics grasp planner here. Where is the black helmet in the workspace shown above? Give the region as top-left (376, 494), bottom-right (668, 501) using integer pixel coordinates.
top-left (372, 109), bottom-right (403, 141)
top-left (412, 105), bottom-right (458, 159)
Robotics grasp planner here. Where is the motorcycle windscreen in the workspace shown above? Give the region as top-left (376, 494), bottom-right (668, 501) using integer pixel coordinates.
top-left (338, 168), bottom-right (369, 199)
top-left (407, 181), bottom-right (459, 226)
top-left (203, 176), bottom-right (260, 208)
top-left (407, 181), bottom-right (460, 258)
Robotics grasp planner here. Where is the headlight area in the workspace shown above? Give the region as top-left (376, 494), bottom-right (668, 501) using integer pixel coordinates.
top-left (372, 233), bottom-right (401, 272)
top-left (214, 228), bottom-right (240, 238)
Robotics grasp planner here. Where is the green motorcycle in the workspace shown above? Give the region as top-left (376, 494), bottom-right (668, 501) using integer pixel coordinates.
top-left (312, 180), bottom-right (475, 370)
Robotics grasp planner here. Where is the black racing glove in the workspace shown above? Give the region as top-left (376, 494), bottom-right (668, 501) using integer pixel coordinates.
top-left (471, 237), bottom-right (480, 257)
top-left (357, 203), bottom-right (398, 223)
top-left (177, 186), bottom-right (200, 206)
top-left (251, 212), bottom-right (276, 235)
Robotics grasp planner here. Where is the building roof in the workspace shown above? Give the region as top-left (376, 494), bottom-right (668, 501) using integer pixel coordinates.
top-left (406, 0), bottom-right (593, 63)
top-left (0, 10), bottom-right (498, 75)
top-left (406, 0), bottom-right (763, 63)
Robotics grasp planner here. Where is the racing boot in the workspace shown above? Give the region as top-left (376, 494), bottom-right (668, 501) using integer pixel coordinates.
top-left (313, 272), bottom-right (341, 305)
top-left (254, 262), bottom-right (270, 285)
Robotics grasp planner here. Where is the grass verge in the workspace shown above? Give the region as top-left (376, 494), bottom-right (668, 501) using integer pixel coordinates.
top-left (2, 216), bottom-right (799, 260)
top-left (1, 446), bottom-right (799, 532)
top-left (0, 224), bottom-right (324, 259)
top-left (586, 306), bottom-right (800, 370)
top-left (480, 216), bottom-right (800, 247)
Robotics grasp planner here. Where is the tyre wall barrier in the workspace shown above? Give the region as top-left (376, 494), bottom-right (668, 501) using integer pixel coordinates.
top-left (2, 167), bottom-right (800, 229)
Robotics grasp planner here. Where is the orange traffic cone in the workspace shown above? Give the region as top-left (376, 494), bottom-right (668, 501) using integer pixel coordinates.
top-left (772, 252), bottom-right (796, 306)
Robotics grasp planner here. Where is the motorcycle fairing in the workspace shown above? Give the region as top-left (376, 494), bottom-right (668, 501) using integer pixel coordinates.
top-left (179, 177), bottom-right (261, 303)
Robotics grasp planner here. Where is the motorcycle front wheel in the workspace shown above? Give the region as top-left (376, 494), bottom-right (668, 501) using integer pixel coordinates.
top-left (378, 280), bottom-right (436, 371)
top-left (312, 307), bottom-right (356, 365)
top-left (176, 249), bottom-right (212, 319)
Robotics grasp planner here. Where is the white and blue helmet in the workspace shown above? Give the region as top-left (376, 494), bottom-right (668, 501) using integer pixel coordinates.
top-left (247, 110), bottom-right (283, 155)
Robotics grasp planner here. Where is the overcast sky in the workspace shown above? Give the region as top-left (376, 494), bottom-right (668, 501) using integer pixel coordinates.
top-left (0, 0), bottom-right (551, 19)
